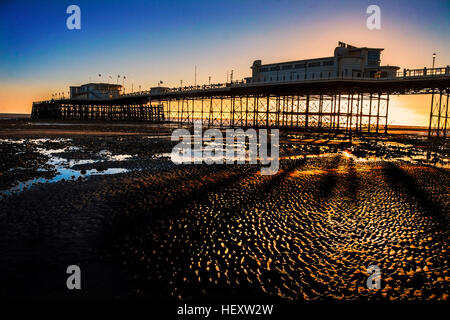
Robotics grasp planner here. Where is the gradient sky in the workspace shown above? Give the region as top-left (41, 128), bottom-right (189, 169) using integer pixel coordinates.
top-left (1, 0), bottom-right (449, 125)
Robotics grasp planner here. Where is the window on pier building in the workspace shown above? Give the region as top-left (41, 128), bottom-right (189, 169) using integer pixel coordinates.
top-left (294, 63), bottom-right (306, 68)
top-left (308, 62), bottom-right (321, 67)
top-left (367, 51), bottom-right (380, 66)
top-left (323, 60), bottom-right (334, 66)
top-left (282, 65), bottom-right (293, 70)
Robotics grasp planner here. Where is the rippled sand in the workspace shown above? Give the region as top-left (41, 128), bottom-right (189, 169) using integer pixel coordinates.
top-left (112, 157), bottom-right (449, 301)
top-left (0, 123), bottom-right (448, 301)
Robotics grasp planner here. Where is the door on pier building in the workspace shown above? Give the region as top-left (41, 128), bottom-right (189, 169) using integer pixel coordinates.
top-left (352, 69), bottom-right (362, 78)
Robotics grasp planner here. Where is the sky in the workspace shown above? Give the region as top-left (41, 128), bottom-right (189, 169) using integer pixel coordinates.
top-left (0, 0), bottom-right (449, 126)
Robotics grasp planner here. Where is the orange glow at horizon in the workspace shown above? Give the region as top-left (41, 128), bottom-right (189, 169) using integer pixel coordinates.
top-left (1, 15), bottom-right (447, 128)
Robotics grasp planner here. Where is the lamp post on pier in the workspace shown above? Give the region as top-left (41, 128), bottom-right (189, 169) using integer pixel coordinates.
top-left (432, 53), bottom-right (436, 75)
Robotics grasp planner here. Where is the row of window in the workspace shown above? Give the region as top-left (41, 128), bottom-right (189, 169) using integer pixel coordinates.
top-left (262, 71), bottom-right (334, 81)
top-left (259, 60), bottom-right (334, 72)
top-left (258, 68), bottom-right (370, 81)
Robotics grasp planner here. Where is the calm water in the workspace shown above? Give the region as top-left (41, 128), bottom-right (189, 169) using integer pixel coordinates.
top-left (0, 138), bottom-right (132, 199)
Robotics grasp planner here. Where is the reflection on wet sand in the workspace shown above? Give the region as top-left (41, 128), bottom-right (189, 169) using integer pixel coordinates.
top-left (0, 121), bottom-right (448, 300)
top-left (113, 157), bottom-right (448, 301)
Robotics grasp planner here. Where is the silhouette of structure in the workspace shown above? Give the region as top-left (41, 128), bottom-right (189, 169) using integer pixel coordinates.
top-left (31, 43), bottom-right (450, 137)
top-left (247, 42), bottom-right (399, 83)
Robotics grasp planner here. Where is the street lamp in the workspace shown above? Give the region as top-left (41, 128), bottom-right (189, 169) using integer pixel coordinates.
top-left (432, 53), bottom-right (437, 76)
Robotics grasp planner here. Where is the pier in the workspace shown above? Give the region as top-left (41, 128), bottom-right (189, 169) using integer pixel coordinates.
top-left (32, 67), bottom-right (450, 137)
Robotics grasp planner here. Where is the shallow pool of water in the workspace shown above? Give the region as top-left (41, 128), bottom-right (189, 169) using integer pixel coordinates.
top-left (0, 138), bottom-right (133, 199)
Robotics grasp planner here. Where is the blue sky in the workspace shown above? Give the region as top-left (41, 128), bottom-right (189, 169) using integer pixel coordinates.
top-left (0, 0), bottom-right (449, 123)
top-left (2, 0), bottom-right (448, 79)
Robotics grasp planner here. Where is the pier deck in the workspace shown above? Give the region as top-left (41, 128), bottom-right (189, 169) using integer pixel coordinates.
top-left (32, 68), bottom-right (450, 137)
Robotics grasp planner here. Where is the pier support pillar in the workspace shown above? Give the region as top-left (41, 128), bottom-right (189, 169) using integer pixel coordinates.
top-left (428, 90), bottom-right (449, 138)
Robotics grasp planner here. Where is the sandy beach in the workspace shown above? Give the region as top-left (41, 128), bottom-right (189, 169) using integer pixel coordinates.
top-left (0, 119), bottom-right (448, 301)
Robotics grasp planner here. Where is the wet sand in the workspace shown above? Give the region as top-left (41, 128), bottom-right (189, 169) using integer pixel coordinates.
top-left (0, 120), bottom-right (448, 301)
